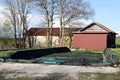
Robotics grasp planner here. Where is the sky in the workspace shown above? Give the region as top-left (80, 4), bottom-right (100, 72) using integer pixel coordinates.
top-left (88, 0), bottom-right (120, 34)
top-left (0, 0), bottom-right (120, 35)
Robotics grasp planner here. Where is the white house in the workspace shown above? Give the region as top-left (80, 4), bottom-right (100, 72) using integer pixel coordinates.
top-left (27, 27), bottom-right (81, 48)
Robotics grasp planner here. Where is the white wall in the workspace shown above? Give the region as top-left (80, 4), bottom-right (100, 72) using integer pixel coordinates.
top-left (35, 36), bottom-right (60, 47)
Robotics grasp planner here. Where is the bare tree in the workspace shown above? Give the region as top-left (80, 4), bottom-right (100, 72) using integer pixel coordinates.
top-left (4, 0), bottom-right (34, 48)
top-left (16, 0), bottom-right (34, 48)
top-left (34, 0), bottom-right (94, 48)
top-left (59, 0), bottom-right (94, 47)
top-left (4, 0), bottom-right (17, 47)
top-left (35, 0), bottom-right (58, 47)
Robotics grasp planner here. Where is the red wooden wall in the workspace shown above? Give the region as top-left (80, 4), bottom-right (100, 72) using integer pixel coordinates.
top-left (72, 33), bottom-right (108, 50)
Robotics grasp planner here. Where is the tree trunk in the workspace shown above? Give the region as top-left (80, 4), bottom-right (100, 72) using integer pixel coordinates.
top-left (59, 1), bottom-right (63, 47)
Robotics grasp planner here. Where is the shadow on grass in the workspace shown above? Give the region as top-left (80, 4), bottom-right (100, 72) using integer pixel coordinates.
top-left (116, 45), bottom-right (120, 48)
top-left (10, 47), bottom-right (71, 60)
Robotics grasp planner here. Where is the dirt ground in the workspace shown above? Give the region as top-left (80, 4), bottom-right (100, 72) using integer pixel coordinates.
top-left (0, 62), bottom-right (119, 79)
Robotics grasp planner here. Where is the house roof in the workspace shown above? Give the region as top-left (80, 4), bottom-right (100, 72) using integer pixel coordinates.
top-left (72, 22), bottom-right (116, 34)
top-left (27, 27), bottom-right (82, 36)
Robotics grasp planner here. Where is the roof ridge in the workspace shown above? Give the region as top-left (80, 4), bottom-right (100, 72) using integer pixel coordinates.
top-left (81, 22), bottom-right (116, 33)
top-left (27, 27), bottom-right (81, 36)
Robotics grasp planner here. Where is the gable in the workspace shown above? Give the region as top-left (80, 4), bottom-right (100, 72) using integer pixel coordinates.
top-left (77, 22), bottom-right (117, 34)
top-left (83, 24), bottom-right (107, 32)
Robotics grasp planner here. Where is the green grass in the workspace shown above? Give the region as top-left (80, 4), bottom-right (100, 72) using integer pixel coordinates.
top-left (76, 72), bottom-right (120, 80)
top-left (0, 48), bottom-right (119, 64)
top-left (72, 48), bottom-right (103, 53)
top-left (116, 37), bottom-right (120, 45)
top-left (39, 51), bottom-right (103, 61)
top-left (0, 48), bottom-right (34, 58)
top-left (0, 50), bottom-right (17, 57)
top-left (111, 48), bottom-right (120, 59)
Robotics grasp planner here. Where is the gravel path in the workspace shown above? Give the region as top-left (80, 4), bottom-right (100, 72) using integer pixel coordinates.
top-left (0, 62), bottom-right (119, 78)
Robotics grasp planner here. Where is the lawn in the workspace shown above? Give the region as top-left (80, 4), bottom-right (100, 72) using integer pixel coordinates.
top-left (76, 72), bottom-right (120, 80)
top-left (0, 48), bottom-right (102, 59)
top-left (111, 48), bottom-right (120, 59)
top-left (116, 37), bottom-right (120, 45)
top-left (39, 51), bottom-right (103, 60)
top-left (0, 47), bottom-right (119, 66)
top-left (0, 48), bottom-right (119, 60)
top-left (0, 50), bottom-right (17, 57)
top-left (0, 49), bottom-right (104, 65)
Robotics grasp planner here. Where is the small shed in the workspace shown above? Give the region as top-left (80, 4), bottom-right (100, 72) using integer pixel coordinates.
top-left (72, 22), bottom-right (116, 50)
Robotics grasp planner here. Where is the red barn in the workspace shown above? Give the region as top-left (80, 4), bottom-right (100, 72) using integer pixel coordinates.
top-left (72, 22), bottom-right (116, 50)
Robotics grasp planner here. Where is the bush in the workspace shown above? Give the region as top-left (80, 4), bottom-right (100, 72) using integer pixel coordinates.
top-left (0, 38), bottom-right (15, 46)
